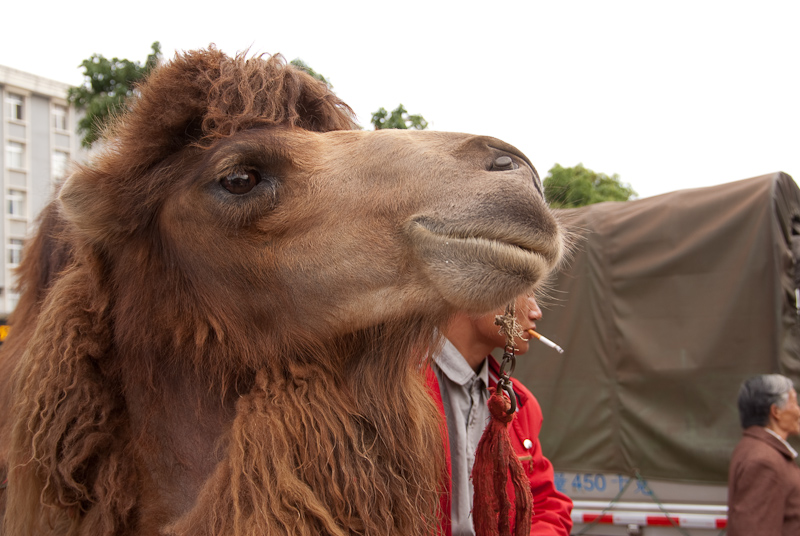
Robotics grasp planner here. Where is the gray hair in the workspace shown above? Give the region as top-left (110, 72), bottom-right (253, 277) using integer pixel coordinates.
top-left (737, 374), bottom-right (795, 429)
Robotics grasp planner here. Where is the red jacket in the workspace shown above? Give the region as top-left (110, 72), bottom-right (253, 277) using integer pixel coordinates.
top-left (427, 357), bottom-right (573, 536)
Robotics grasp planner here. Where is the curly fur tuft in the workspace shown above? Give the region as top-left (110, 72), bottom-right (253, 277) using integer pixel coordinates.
top-left (6, 259), bottom-right (137, 535)
top-left (171, 323), bottom-right (447, 536)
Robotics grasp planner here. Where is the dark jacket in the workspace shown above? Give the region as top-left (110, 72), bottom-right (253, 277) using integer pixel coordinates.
top-left (427, 356), bottom-right (573, 536)
top-left (728, 426), bottom-right (800, 535)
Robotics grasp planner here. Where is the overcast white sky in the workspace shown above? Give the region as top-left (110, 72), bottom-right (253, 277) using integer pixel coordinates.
top-left (2, 0), bottom-right (797, 198)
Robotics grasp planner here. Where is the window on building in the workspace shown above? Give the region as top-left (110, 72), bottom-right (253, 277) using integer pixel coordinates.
top-left (6, 291), bottom-right (19, 312)
top-left (6, 94), bottom-right (24, 121)
top-left (52, 104), bottom-right (68, 131)
top-left (7, 189), bottom-right (25, 218)
top-left (52, 150), bottom-right (69, 179)
top-left (6, 141), bottom-right (24, 169)
top-left (8, 239), bottom-right (23, 265)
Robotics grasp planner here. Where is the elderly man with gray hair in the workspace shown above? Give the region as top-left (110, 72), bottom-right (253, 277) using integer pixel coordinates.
top-left (728, 374), bottom-right (800, 535)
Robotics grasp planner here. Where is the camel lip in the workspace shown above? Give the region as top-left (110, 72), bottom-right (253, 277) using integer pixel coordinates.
top-left (405, 217), bottom-right (561, 311)
top-left (407, 216), bottom-right (557, 263)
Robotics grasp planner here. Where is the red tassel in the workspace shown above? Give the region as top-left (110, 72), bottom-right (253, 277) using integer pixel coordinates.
top-left (471, 388), bottom-right (533, 536)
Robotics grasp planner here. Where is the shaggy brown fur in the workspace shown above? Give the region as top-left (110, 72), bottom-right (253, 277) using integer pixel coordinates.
top-left (0, 47), bottom-right (564, 535)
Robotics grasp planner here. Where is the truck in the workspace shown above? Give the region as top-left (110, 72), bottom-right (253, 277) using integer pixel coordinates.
top-left (513, 172), bottom-right (800, 535)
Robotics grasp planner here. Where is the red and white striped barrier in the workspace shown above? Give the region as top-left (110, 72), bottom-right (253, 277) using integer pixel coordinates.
top-left (571, 501), bottom-right (727, 530)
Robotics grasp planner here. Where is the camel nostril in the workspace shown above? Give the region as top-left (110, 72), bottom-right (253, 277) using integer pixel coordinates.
top-left (492, 155), bottom-right (516, 171)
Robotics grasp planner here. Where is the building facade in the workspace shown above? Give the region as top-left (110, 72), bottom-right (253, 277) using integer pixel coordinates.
top-left (0, 65), bottom-right (85, 316)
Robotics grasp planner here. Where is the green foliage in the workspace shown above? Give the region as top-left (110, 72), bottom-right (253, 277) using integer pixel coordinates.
top-left (370, 104), bottom-right (428, 130)
top-left (286, 62), bottom-right (428, 131)
top-left (68, 41), bottom-right (162, 147)
top-left (543, 163), bottom-right (636, 208)
top-left (67, 47), bottom-right (427, 143)
top-left (286, 61), bottom-right (428, 131)
top-left (290, 58), bottom-right (332, 88)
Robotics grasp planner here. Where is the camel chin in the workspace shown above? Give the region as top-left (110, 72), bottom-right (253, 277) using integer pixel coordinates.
top-left (407, 218), bottom-right (563, 313)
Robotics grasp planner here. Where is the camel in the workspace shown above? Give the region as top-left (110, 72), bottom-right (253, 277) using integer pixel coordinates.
top-left (0, 47), bottom-right (565, 535)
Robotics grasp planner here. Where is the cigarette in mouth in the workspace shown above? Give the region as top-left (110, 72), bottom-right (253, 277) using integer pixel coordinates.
top-left (526, 329), bottom-right (564, 354)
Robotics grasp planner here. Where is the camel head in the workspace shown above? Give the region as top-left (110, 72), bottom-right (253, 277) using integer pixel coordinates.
top-left (56, 49), bottom-right (564, 364)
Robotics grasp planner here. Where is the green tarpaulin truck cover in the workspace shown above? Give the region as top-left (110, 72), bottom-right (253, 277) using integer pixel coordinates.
top-left (521, 172), bottom-right (800, 484)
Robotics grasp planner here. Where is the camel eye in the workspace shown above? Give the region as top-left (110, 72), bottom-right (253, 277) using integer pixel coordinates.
top-left (220, 170), bottom-right (261, 194)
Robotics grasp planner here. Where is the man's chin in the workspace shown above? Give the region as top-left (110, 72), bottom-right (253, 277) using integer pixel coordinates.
top-left (512, 342), bottom-right (530, 356)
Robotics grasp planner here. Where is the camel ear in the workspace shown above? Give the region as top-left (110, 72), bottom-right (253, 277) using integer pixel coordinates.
top-left (58, 169), bottom-right (120, 246)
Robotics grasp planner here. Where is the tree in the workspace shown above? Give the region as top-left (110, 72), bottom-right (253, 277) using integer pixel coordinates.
top-left (543, 163), bottom-right (636, 208)
top-left (68, 47), bottom-right (427, 143)
top-left (290, 58), bottom-right (332, 88)
top-left (288, 61), bottom-right (428, 131)
top-left (370, 104), bottom-right (428, 130)
top-left (287, 61), bottom-right (428, 131)
top-left (68, 42), bottom-right (162, 147)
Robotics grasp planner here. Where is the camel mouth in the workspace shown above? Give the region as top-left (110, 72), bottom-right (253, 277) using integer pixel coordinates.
top-left (408, 217), bottom-right (560, 264)
top-left (406, 217), bottom-right (562, 311)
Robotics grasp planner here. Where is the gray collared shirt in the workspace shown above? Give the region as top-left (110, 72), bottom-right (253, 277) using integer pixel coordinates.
top-left (432, 339), bottom-right (490, 536)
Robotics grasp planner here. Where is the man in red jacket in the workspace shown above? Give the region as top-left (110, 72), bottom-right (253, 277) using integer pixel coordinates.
top-left (428, 294), bottom-right (572, 536)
